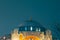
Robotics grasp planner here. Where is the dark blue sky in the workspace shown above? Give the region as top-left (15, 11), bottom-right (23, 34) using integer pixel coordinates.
top-left (0, 0), bottom-right (60, 36)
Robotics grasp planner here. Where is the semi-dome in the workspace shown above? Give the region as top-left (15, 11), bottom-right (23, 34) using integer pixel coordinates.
top-left (17, 20), bottom-right (46, 32)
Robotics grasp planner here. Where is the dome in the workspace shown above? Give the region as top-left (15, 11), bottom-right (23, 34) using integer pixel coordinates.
top-left (17, 20), bottom-right (46, 32)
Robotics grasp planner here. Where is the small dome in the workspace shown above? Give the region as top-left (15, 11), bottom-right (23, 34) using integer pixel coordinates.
top-left (17, 20), bottom-right (46, 32)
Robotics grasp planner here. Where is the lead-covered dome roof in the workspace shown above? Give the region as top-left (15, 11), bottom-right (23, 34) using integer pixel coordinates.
top-left (18, 20), bottom-right (46, 32)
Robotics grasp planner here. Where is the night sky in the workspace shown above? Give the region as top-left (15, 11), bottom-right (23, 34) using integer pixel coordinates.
top-left (0, 0), bottom-right (60, 36)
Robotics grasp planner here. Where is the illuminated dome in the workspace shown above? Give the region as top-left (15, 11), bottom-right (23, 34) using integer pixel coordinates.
top-left (18, 20), bottom-right (46, 32)
top-left (11, 20), bottom-right (52, 40)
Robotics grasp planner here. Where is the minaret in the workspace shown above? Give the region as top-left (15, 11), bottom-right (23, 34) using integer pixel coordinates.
top-left (30, 17), bottom-right (32, 21)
